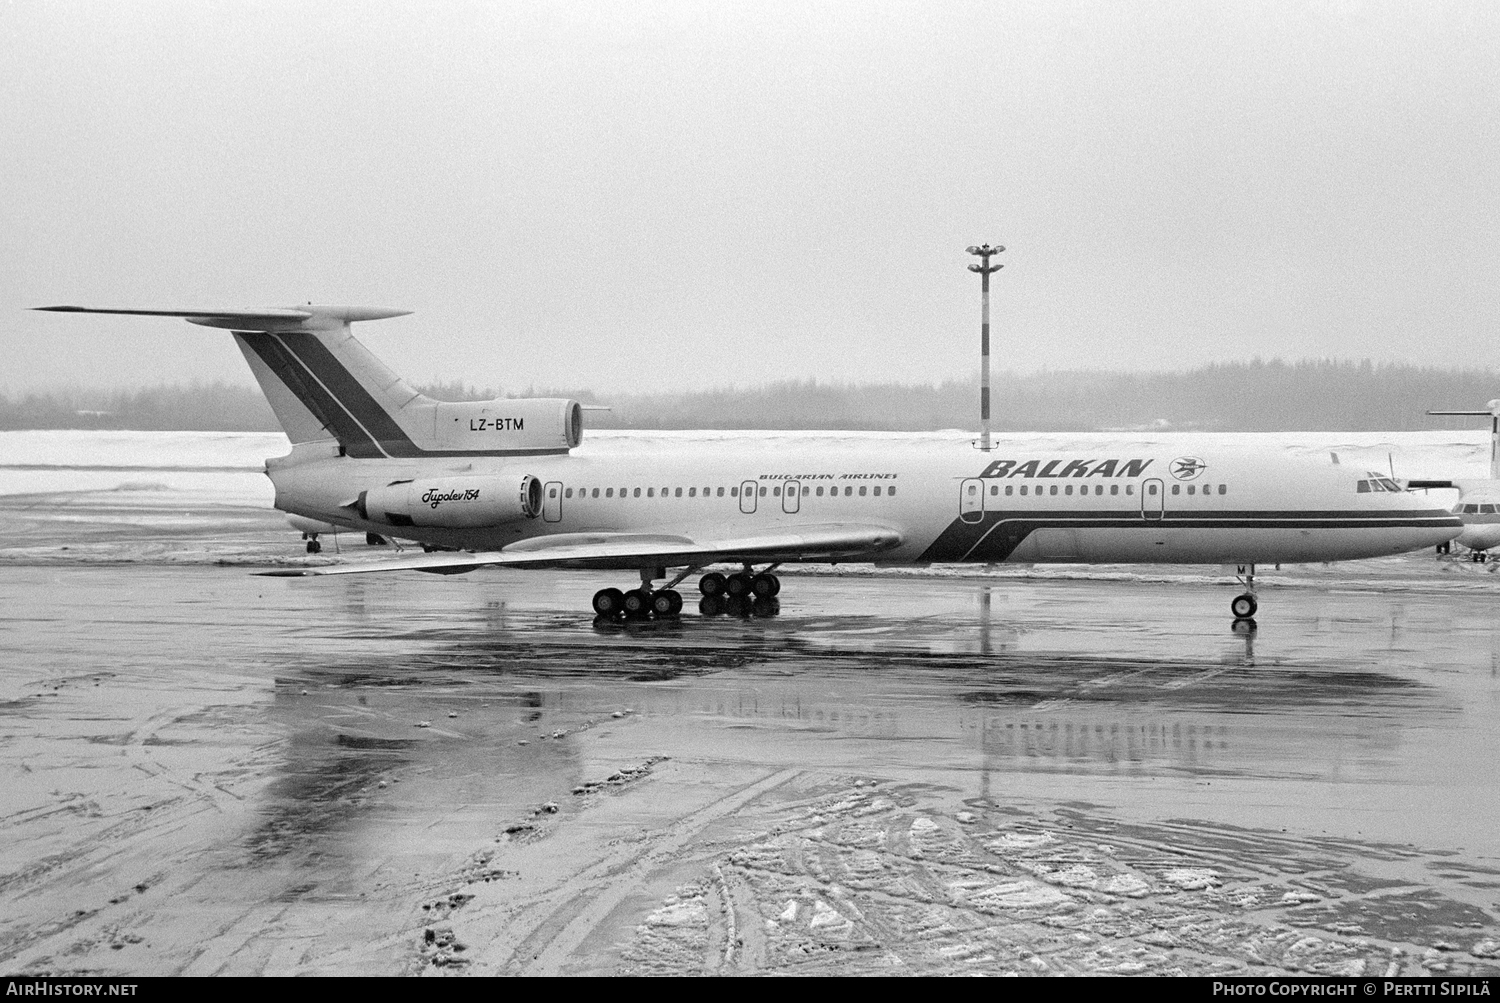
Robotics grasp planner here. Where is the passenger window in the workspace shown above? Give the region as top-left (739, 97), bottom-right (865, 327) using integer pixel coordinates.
top-left (647, 488), bottom-right (654, 498)
top-left (1064, 485), bottom-right (1072, 495)
top-left (1127, 485), bottom-right (1135, 495)
top-left (731, 487), bottom-right (738, 497)
top-left (564, 488), bottom-right (572, 498)
top-left (1110, 485), bottom-right (1118, 496)
top-left (717, 487), bottom-right (725, 497)
top-left (803, 486), bottom-right (810, 495)
top-left (1147, 484), bottom-right (1155, 496)
top-left (859, 486), bottom-right (867, 496)
top-left (759, 486), bottom-right (767, 497)
top-left (592, 488), bottom-right (600, 498)
top-left (845, 486), bottom-right (853, 496)
top-left (816, 486), bottom-right (824, 496)
top-left (773, 486), bottom-right (781, 496)
top-left (1171, 484), bottom-right (1180, 495)
top-left (688, 487), bottom-right (696, 497)
top-left (989, 485), bottom-right (997, 495)
top-left (606, 488), bottom-right (613, 497)
top-left (1187, 485), bottom-right (1195, 495)
top-left (1049, 485), bottom-right (1058, 496)
top-left (1218, 485), bottom-right (1226, 495)
top-left (634, 488), bottom-right (641, 498)
top-left (1005, 485), bottom-right (1013, 496)
top-left (1020, 485), bottom-right (1028, 495)
top-left (888, 486), bottom-right (896, 497)
top-left (1095, 485), bottom-right (1102, 495)
top-left (873, 486), bottom-right (882, 496)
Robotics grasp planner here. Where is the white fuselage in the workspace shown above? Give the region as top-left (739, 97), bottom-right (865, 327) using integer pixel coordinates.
top-left (265, 439), bottom-right (1460, 569)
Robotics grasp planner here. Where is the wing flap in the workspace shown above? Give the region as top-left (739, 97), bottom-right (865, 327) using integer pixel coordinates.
top-left (258, 523), bottom-right (903, 577)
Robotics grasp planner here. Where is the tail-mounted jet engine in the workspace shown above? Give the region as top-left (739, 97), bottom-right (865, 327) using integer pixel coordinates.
top-left (356, 474), bottom-right (542, 528)
top-left (429, 399), bottom-right (583, 452)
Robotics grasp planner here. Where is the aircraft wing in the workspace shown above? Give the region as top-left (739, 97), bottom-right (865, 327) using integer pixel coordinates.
top-left (257, 523), bottom-right (904, 577)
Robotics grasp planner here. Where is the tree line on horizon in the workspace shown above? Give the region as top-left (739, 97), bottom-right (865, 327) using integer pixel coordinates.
top-left (2, 359), bottom-right (1498, 434)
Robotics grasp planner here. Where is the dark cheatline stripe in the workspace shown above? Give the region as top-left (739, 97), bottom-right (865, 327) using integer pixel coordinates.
top-left (917, 509), bottom-right (1460, 563)
top-left (240, 333), bottom-right (383, 458)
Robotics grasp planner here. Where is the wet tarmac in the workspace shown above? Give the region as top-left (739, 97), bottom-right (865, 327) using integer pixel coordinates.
top-left (3, 532), bottom-right (1500, 977)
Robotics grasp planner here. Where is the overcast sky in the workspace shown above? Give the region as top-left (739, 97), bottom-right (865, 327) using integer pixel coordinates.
top-left (3, 1), bottom-right (1498, 394)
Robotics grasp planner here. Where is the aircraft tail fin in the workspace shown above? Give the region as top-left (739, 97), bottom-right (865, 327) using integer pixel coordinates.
top-left (1428, 400), bottom-right (1500, 481)
top-left (34, 305), bottom-right (583, 457)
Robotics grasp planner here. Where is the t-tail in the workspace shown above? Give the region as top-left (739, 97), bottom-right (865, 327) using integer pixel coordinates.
top-left (33, 305), bottom-right (584, 458)
top-left (1424, 399), bottom-right (1500, 482)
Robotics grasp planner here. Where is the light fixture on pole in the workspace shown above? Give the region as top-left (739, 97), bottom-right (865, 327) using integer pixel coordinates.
top-left (966, 243), bottom-right (1004, 451)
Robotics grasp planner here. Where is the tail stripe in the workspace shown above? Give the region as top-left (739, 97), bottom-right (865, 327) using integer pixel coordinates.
top-left (278, 333), bottom-right (421, 455)
top-left (240, 333), bottom-right (385, 457)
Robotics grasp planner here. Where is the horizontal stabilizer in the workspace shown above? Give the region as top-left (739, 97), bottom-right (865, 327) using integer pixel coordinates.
top-left (34, 304), bottom-right (410, 332)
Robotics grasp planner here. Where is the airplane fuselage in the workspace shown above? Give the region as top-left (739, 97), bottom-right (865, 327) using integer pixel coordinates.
top-left (267, 440), bottom-right (1460, 569)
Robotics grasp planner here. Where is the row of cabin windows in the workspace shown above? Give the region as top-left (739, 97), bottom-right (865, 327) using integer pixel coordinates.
top-left (562, 484), bottom-right (897, 500)
top-left (982, 482), bottom-right (1228, 497)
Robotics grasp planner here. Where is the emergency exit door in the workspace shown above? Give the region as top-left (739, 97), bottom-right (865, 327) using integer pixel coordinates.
top-left (1141, 478), bottom-right (1164, 521)
top-left (960, 478), bottom-right (984, 524)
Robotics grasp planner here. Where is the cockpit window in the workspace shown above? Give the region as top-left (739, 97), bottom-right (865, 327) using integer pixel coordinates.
top-left (1357, 480), bottom-right (1371, 493)
top-left (1464, 504), bottom-right (1481, 514)
top-left (1482, 504), bottom-right (1497, 514)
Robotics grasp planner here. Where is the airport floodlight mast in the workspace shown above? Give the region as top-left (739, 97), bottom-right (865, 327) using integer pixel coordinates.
top-left (966, 243), bottom-right (1004, 451)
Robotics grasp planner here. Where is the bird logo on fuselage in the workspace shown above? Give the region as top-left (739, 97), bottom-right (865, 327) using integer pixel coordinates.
top-left (1170, 456), bottom-right (1206, 480)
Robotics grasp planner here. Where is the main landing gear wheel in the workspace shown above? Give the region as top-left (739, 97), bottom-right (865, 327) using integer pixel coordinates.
top-left (592, 588), bottom-right (626, 617)
top-left (699, 572), bottom-right (728, 596)
top-left (1230, 593), bottom-right (1258, 619)
top-left (622, 588), bottom-right (654, 618)
top-left (650, 590), bottom-right (684, 617)
top-left (751, 573), bottom-right (781, 597)
top-left (725, 573), bottom-right (754, 597)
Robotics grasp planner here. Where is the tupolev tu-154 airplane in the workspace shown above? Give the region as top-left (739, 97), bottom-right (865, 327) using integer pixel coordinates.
top-left (36, 304), bottom-right (1461, 622)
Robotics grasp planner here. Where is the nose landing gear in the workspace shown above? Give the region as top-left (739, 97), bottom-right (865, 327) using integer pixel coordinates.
top-left (1230, 563), bottom-right (1257, 627)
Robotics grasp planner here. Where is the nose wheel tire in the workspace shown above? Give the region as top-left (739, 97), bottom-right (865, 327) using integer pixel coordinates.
top-left (1230, 593), bottom-right (1258, 619)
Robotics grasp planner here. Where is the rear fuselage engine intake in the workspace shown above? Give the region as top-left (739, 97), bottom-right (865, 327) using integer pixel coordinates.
top-left (358, 474), bottom-right (542, 528)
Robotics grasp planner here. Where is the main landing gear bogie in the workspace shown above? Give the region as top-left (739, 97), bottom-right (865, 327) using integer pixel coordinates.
top-left (595, 567), bottom-right (782, 620)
